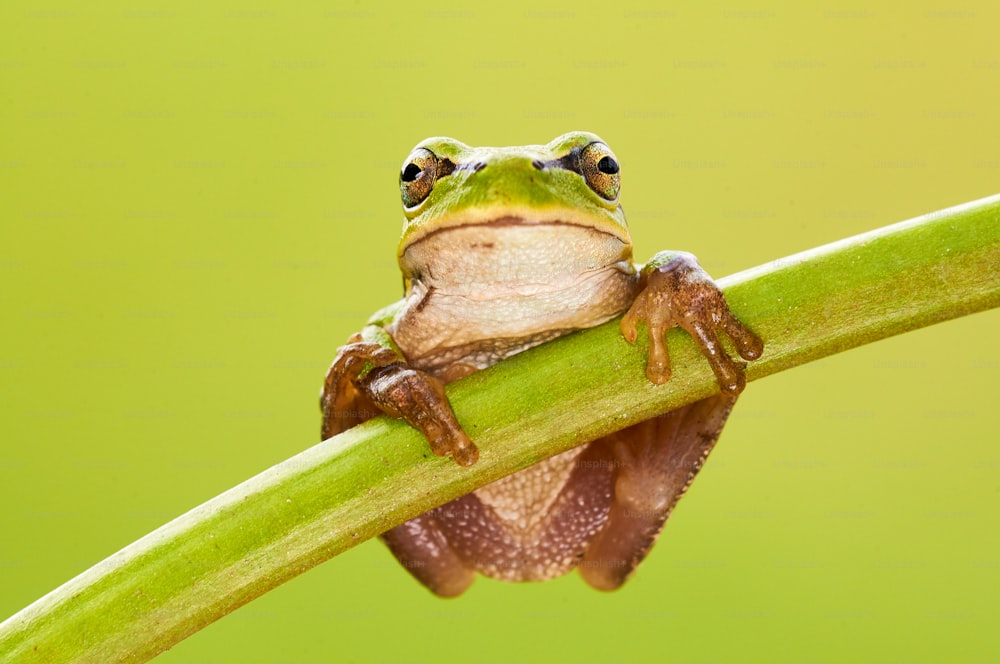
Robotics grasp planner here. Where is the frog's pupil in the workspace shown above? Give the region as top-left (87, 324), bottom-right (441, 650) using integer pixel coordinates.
top-left (402, 163), bottom-right (422, 182)
top-left (597, 156), bottom-right (619, 175)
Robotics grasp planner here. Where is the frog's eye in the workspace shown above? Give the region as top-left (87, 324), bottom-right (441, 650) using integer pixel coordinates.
top-left (399, 148), bottom-right (440, 208)
top-left (579, 142), bottom-right (621, 201)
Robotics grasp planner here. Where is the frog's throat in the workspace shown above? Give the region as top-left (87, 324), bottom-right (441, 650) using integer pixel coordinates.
top-left (399, 203), bottom-right (627, 257)
top-left (391, 218), bottom-right (638, 370)
top-left (398, 216), bottom-right (634, 287)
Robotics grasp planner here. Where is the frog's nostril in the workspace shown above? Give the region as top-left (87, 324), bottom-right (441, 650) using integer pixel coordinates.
top-left (473, 161), bottom-right (487, 173)
top-left (532, 159), bottom-right (545, 170)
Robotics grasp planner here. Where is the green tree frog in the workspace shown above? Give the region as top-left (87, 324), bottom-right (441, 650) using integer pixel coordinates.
top-left (320, 132), bottom-right (763, 596)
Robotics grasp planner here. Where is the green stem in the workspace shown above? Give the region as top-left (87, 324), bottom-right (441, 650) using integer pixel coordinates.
top-left (3, 195), bottom-right (1000, 663)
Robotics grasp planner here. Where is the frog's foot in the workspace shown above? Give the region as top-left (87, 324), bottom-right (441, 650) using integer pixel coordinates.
top-left (360, 364), bottom-right (479, 466)
top-left (621, 253), bottom-right (763, 394)
top-left (381, 513), bottom-right (476, 597)
top-left (321, 341), bottom-right (479, 466)
top-left (579, 393), bottom-right (735, 591)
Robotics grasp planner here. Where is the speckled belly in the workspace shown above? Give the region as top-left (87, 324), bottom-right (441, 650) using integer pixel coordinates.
top-left (428, 445), bottom-right (616, 581)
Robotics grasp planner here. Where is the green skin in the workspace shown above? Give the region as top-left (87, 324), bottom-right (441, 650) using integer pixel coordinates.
top-left (398, 132), bottom-right (628, 249)
top-left (320, 132), bottom-right (763, 596)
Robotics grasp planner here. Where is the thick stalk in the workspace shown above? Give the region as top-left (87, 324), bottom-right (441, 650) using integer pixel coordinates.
top-left (2, 195), bottom-right (999, 663)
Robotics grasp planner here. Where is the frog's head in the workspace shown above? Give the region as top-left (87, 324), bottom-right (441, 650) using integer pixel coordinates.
top-left (395, 132), bottom-right (632, 277)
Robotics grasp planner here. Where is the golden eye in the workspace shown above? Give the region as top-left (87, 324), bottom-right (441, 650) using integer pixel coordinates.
top-left (579, 142), bottom-right (621, 201)
top-left (399, 148), bottom-right (439, 208)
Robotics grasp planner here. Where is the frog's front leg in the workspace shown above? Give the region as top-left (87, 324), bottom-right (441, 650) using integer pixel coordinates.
top-left (622, 252), bottom-right (763, 393)
top-left (577, 252), bottom-right (764, 590)
top-left (320, 334), bottom-right (479, 466)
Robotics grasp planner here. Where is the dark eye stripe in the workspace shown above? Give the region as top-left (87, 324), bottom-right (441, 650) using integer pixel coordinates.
top-left (528, 147), bottom-right (585, 174)
top-left (452, 160), bottom-right (488, 174)
top-left (437, 157), bottom-right (457, 178)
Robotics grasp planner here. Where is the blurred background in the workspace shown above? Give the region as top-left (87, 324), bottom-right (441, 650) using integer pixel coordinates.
top-left (1, 2), bottom-right (998, 662)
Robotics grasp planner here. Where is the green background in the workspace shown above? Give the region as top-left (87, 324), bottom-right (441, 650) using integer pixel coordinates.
top-left (2, 2), bottom-right (998, 662)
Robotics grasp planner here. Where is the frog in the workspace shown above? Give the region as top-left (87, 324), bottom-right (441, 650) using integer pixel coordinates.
top-left (320, 132), bottom-right (763, 597)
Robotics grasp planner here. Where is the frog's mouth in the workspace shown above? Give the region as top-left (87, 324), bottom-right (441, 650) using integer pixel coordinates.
top-left (399, 216), bottom-right (635, 293)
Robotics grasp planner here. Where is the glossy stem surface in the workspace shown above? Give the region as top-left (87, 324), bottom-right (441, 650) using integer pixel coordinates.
top-left (2, 195), bottom-right (999, 663)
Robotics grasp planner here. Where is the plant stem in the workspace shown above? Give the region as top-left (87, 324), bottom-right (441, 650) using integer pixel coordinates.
top-left (2, 195), bottom-right (999, 664)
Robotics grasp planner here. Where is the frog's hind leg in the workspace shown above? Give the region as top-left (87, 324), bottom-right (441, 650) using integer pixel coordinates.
top-left (579, 393), bottom-right (736, 591)
top-left (381, 515), bottom-right (476, 598)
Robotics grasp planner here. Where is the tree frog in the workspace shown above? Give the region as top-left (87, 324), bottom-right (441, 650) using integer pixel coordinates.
top-left (321, 132), bottom-right (763, 596)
